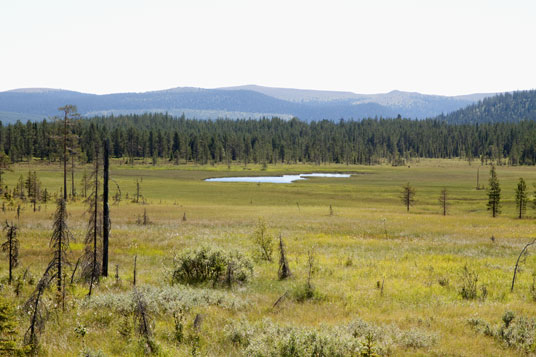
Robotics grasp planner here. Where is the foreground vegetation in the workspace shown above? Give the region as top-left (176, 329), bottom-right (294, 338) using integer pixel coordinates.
top-left (1, 159), bottom-right (536, 355)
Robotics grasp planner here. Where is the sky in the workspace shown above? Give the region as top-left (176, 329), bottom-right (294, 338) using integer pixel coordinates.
top-left (1, 0), bottom-right (535, 95)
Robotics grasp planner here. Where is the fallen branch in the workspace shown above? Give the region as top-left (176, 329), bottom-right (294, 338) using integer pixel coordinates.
top-left (272, 291), bottom-right (288, 309)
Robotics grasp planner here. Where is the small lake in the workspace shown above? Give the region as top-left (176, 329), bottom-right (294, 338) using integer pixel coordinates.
top-left (205, 173), bottom-right (352, 184)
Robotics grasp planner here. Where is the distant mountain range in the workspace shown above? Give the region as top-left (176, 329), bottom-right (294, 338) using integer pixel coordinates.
top-left (0, 85), bottom-right (497, 123)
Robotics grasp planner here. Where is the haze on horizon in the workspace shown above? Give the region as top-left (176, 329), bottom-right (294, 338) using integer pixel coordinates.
top-left (1, 0), bottom-right (535, 96)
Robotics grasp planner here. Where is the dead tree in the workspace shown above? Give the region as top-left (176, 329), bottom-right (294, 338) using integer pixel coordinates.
top-left (81, 146), bottom-right (102, 297)
top-left (23, 267), bottom-right (54, 352)
top-left (133, 255), bottom-right (137, 286)
top-left (511, 238), bottom-right (536, 292)
top-left (102, 139), bottom-right (110, 277)
top-left (135, 178), bottom-right (141, 203)
top-left (278, 234), bottom-right (291, 280)
top-left (439, 187), bottom-right (448, 216)
top-left (112, 179), bottom-right (122, 205)
top-left (57, 105), bottom-right (80, 201)
top-left (306, 248), bottom-right (316, 291)
top-left (133, 287), bottom-right (153, 352)
top-left (2, 221), bottom-right (19, 284)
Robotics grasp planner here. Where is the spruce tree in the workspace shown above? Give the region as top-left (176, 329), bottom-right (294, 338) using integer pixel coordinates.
top-left (1, 222), bottom-right (19, 285)
top-left (515, 177), bottom-right (527, 219)
top-left (487, 165), bottom-right (501, 218)
top-left (49, 198), bottom-right (73, 293)
top-left (400, 182), bottom-right (416, 212)
top-left (0, 297), bottom-right (22, 354)
top-left (81, 145), bottom-right (102, 296)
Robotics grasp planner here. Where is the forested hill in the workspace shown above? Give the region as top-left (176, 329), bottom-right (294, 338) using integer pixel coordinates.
top-left (438, 90), bottom-right (536, 124)
top-left (2, 113), bottom-right (536, 166)
top-left (0, 86), bottom-right (491, 123)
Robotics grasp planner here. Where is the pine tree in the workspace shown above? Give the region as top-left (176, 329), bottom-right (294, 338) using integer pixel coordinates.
top-left (400, 182), bottom-right (416, 212)
top-left (515, 177), bottom-right (527, 219)
top-left (439, 187), bottom-right (448, 216)
top-left (2, 222), bottom-right (19, 285)
top-left (487, 165), bottom-right (501, 218)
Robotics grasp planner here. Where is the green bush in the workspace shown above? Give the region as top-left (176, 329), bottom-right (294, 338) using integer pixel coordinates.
top-left (459, 265), bottom-right (487, 301)
top-left (468, 311), bottom-right (536, 353)
top-left (171, 247), bottom-right (253, 287)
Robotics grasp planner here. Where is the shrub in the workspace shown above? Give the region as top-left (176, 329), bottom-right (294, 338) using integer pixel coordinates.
top-left (251, 219), bottom-right (273, 262)
top-left (469, 311), bottom-right (536, 353)
top-left (171, 247), bottom-right (253, 287)
top-left (459, 265), bottom-right (486, 300)
top-left (291, 283), bottom-right (320, 303)
top-left (224, 317), bottom-right (437, 356)
top-left (83, 284), bottom-right (249, 314)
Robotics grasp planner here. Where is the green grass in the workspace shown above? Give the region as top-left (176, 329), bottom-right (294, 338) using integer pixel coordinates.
top-left (1, 158), bottom-right (536, 356)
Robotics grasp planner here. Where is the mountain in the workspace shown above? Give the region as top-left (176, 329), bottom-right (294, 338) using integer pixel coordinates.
top-left (0, 85), bottom-right (497, 123)
top-left (438, 90), bottom-right (536, 124)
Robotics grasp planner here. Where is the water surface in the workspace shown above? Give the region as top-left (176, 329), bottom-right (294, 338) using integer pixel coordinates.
top-left (205, 173), bottom-right (351, 183)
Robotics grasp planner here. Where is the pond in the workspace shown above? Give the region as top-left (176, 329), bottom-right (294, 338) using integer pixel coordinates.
top-left (204, 173), bottom-right (352, 183)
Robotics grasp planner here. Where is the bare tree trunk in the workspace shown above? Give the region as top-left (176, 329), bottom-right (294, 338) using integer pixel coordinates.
top-left (56, 199), bottom-right (67, 293)
top-left (133, 255), bottom-right (137, 286)
top-left (57, 222), bottom-right (62, 293)
top-left (8, 233), bottom-right (12, 284)
top-left (102, 139), bottom-right (110, 277)
top-left (71, 154), bottom-right (75, 198)
top-left (88, 147), bottom-right (99, 297)
top-left (511, 238), bottom-right (536, 292)
top-left (63, 112), bottom-right (68, 201)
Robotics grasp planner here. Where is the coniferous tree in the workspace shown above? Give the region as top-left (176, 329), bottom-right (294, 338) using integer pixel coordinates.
top-left (24, 273), bottom-right (52, 353)
top-left (0, 297), bottom-right (22, 354)
top-left (0, 153), bottom-right (10, 194)
top-left (57, 105), bottom-right (79, 200)
top-left (487, 165), bottom-right (501, 218)
top-left (515, 178), bottom-right (527, 219)
top-left (81, 146), bottom-right (102, 296)
top-left (49, 198), bottom-right (73, 293)
top-left (2, 222), bottom-right (19, 285)
top-left (533, 183), bottom-right (536, 213)
top-left (102, 139), bottom-right (110, 277)
top-left (400, 182), bottom-right (416, 212)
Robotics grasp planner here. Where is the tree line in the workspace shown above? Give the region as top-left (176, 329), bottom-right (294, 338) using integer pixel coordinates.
top-left (401, 165), bottom-right (536, 219)
top-left (2, 108), bottom-right (536, 166)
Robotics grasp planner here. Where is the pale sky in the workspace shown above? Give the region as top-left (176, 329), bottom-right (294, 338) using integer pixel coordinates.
top-left (1, 0), bottom-right (535, 95)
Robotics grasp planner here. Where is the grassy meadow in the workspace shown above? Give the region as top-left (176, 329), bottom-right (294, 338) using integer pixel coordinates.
top-left (1, 158), bottom-right (536, 356)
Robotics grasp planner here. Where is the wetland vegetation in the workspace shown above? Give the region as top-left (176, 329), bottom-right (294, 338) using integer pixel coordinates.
top-left (1, 157), bottom-right (536, 355)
